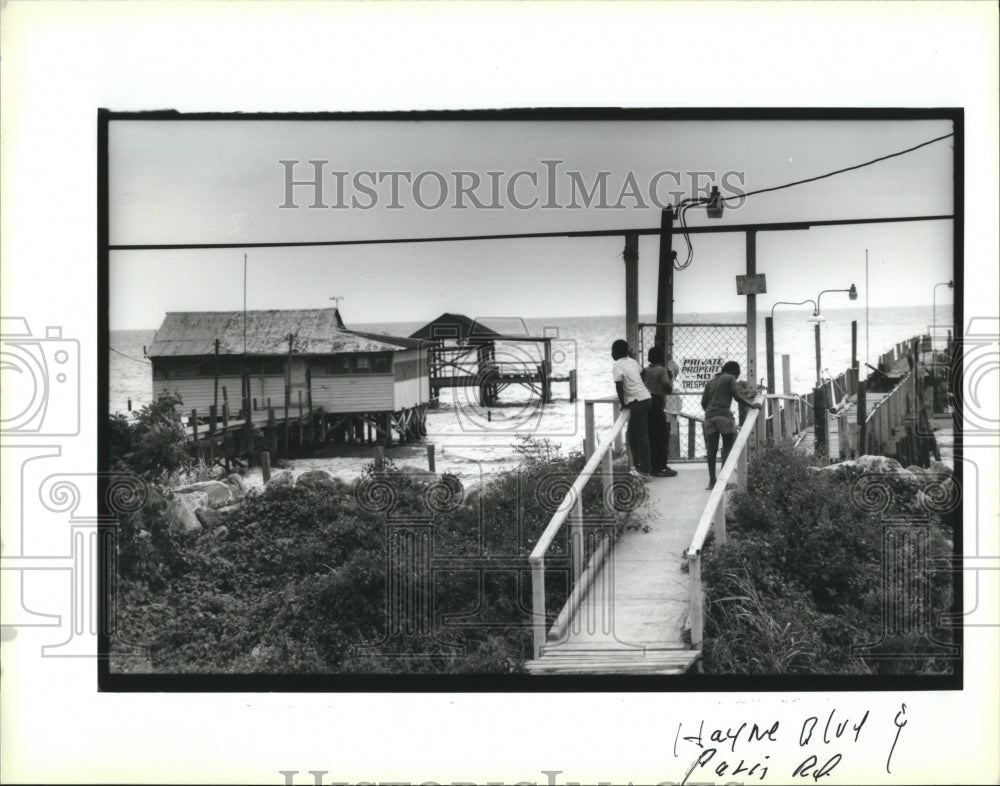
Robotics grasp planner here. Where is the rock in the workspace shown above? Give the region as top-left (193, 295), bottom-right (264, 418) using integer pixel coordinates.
top-left (296, 469), bottom-right (338, 493)
top-left (195, 506), bottom-right (226, 529)
top-left (268, 470), bottom-right (294, 488)
top-left (855, 455), bottom-right (904, 474)
top-left (173, 480), bottom-right (236, 507)
top-left (212, 525), bottom-right (229, 540)
top-left (930, 460), bottom-right (953, 475)
top-left (396, 464), bottom-right (436, 483)
top-left (166, 493), bottom-right (202, 533)
top-left (226, 473), bottom-right (249, 495)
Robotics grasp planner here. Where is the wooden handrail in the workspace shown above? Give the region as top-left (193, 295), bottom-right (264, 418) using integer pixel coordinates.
top-left (529, 410), bottom-right (629, 560)
top-left (687, 393), bottom-right (766, 558)
top-left (865, 369), bottom-right (911, 425)
top-left (529, 407), bottom-right (631, 658)
top-left (685, 392), bottom-right (766, 647)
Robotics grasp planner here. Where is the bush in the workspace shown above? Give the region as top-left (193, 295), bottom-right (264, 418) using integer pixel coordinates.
top-left (701, 442), bottom-right (954, 675)
top-left (110, 436), bottom-right (649, 674)
top-left (108, 392), bottom-right (191, 483)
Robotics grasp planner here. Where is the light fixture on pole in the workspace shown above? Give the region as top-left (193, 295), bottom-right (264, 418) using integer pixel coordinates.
top-left (810, 284), bottom-right (858, 387)
top-left (766, 299), bottom-right (818, 394)
top-left (933, 279), bottom-right (954, 335)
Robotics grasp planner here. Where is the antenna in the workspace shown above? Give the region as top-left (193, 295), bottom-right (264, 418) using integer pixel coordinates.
top-left (329, 295), bottom-right (344, 309)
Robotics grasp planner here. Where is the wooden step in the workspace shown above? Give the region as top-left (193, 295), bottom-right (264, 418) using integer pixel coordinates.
top-left (525, 647), bottom-right (700, 675)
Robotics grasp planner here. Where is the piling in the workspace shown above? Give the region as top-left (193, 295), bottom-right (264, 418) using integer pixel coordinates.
top-left (813, 385), bottom-right (827, 459)
top-left (857, 379), bottom-right (868, 454)
top-left (584, 402), bottom-right (596, 460)
top-left (261, 451), bottom-right (271, 484)
top-left (427, 443), bottom-right (436, 472)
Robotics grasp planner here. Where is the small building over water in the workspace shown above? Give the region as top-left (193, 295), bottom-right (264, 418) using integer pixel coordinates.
top-left (147, 308), bottom-right (429, 443)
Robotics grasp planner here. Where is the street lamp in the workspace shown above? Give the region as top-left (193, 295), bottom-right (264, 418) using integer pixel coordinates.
top-left (810, 285), bottom-right (858, 387)
top-left (765, 299), bottom-right (818, 394)
top-left (932, 279), bottom-right (954, 335)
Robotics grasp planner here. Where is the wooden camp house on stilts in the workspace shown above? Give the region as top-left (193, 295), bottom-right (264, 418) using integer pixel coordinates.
top-left (409, 313), bottom-right (577, 406)
top-left (147, 308), bottom-right (429, 462)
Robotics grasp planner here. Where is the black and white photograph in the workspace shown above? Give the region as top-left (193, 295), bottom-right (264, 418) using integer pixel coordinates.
top-left (2, 2), bottom-right (997, 784)
top-left (102, 112), bottom-right (961, 686)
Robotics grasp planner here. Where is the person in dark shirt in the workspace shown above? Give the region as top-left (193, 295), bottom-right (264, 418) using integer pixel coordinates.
top-left (642, 346), bottom-right (677, 477)
top-left (701, 361), bottom-right (761, 490)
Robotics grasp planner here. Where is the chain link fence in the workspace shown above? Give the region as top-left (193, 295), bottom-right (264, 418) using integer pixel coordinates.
top-left (639, 322), bottom-right (748, 460)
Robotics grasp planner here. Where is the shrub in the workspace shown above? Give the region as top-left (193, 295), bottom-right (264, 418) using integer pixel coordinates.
top-left (110, 436), bottom-right (649, 674)
top-left (108, 392), bottom-right (191, 483)
top-left (701, 442), bottom-right (954, 675)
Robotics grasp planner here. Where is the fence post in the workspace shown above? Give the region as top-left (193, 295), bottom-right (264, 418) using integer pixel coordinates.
top-left (531, 560), bottom-right (546, 659)
top-left (852, 320), bottom-right (858, 371)
top-left (688, 553), bottom-right (704, 647)
top-left (765, 316), bottom-right (776, 394)
top-left (813, 386), bottom-right (827, 460)
top-left (584, 401), bottom-right (596, 460)
top-left (601, 448), bottom-right (614, 515)
top-left (571, 493), bottom-right (584, 584)
top-left (427, 443), bottom-right (436, 473)
top-left (612, 400), bottom-right (623, 455)
top-left (782, 355), bottom-right (794, 436)
top-left (207, 405), bottom-right (217, 467)
top-left (857, 379), bottom-right (867, 455)
top-left (687, 417), bottom-right (696, 460)
top-left (189, 409), bottom-right (200, 463)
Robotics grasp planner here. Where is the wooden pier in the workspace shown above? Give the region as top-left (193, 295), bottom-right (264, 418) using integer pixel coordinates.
top-left (183, 395), bottom-right (428, 471)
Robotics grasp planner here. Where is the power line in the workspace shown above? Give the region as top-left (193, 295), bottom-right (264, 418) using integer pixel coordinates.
top-left (723, 132), bottom-right (955, 204)
top-left (110, 346), bottom-right (150, 363)
top-left (107, 132), bottom-right (955, 253)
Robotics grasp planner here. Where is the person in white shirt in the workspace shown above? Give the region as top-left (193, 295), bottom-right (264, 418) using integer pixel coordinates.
top-left (612, 339), bottom-right (652, 477)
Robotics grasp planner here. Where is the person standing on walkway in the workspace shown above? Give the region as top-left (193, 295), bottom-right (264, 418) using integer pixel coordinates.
top-left (642, 346), bottom-right (678, 477)
top-left (612, 339), bottom-right (652, 478)
top-left (665, 348), bottom-right (682, 469)
top-left (701, 360), bottom-right (761, 490)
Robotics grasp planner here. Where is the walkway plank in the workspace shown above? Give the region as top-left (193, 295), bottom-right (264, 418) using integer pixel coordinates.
top-left (525, 465), bottom-right (711, 675)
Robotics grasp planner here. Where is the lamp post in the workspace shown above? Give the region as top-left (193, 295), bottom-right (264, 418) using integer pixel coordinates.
top-left (766, 299), bottom-right (817, 394)
top-left (932, 279), bottom-right (953, 335)
top-left (811, 285), bottom-right (859, 387)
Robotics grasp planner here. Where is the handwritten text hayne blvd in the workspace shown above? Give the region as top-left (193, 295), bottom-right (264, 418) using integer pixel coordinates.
top-left (677, 704), bottom-right (909, 784)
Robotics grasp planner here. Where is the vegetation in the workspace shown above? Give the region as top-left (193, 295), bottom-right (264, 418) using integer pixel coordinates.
top-left (701, 442), bottom-right (957, 675)
top-left (108, 392), bottom-right (193, 484)
top-left (109, 430), bottom-right (648, 674)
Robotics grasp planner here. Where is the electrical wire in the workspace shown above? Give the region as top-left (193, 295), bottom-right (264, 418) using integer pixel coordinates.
top-left (674, 131), bottom-right (954, 271)
top-left (109, 346), bottom-right (150, 363)
top-left (722, 131), bottom-right (954, 205)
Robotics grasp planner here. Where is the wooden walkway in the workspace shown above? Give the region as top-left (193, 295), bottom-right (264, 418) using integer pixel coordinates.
top-left (525, 465), bottom-right (709, 675)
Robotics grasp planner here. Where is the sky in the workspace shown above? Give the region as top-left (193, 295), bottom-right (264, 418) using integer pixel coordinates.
top-left (108, 116), bottom-right (956, 330)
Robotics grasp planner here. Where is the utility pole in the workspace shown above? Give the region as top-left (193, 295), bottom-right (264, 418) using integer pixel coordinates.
top-left (656, 207), bottom-right (675, 352)
top-left (624, 234), bottom-right (639, 355)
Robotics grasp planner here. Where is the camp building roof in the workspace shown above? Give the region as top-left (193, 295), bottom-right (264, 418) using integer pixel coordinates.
top-left (409, 312), bottom-right (503, 341)
top-left (148, 309), bottom-right (422, 357)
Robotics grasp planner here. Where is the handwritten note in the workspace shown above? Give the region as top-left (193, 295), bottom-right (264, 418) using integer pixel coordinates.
top-left (671, 704), bottom-right (908, 784)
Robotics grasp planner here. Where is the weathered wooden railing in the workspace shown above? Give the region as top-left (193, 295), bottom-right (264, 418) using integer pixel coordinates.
top-left (530, 405), bottom-right (631, 659)
top-left (684, 392), bottom-right (767, 647)
top-left (863, 369), bottom-right (914, 455)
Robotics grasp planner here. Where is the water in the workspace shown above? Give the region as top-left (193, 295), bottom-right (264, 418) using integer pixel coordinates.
top-left (109, 305), bottom-right (952, 478)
